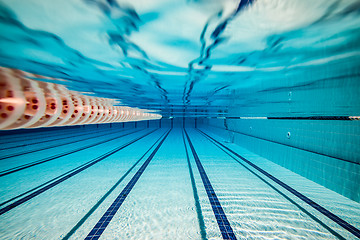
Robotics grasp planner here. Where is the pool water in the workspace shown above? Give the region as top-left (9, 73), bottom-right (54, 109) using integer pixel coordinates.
top-left (0, 0), bottom-right (360, 239)
top-left (0, 125), bottom-right (359, 239)
top-left (0, 0), bottom-right (359, 117)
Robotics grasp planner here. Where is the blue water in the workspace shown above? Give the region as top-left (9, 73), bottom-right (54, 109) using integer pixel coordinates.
top-left (1, 1), bottom-right (360, 239)
top-left (0, 125), bottom-right (359, 239)
top-left (0, 126), bottom-right (357, 239)
top-left (1, 0), bottom-right (360, 117)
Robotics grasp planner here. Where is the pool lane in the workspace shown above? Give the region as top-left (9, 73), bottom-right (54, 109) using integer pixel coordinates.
top-left (64, 130), bottom-right (169, 240)
top-left (185, 128), bottom-right (343, 239)
top-left (0, 127), bottom-right (131, 160)
top-left (0, 128), bottom-right (152, 212)
top-left (0, 128), bottom-right (142, 176)
top-left (0, 127), bottom-right (116, 150)
top-left (1, 127), bottom-right (359, 239)
top-left (197, 128), bottom-right (360, 240)
top-left (184, 129), bottom-right (237, 240)
top-left (182, 130), bottom-right (207, 240)
top-left (0, 127), bottom-right (79, 144)
top-left (0, 128), bottom-right (166, 239)
top-left (84, 129), bottom-right (171, 240)
top-left (92, 128), bottom-right (202, 240)
top-left (0, 129), bottom-right (141, 175)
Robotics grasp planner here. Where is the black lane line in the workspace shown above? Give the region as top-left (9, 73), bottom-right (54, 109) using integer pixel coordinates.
top-left (184, 129), bottom-right (237, 240)
top-left (213, 116), bottom-right (357, 121)
top-left (0, 129), bottom-right (158, 216)
top-left (0, 127), bottom-right (143, 160)
top-left (209, 125), bottom-right (359, 166)
top-left (0, 128), bottom-right (116, 150)
top-left (0, 129), bottom-right (88, 147)
top-left (197, 129), bottom-right (345, 240)
top-left (182, 130), bottom-right (207, 240)
top-left (0, 128), bottom-right (80, 144)
top-left (267, 116), bottom-right (355, 121)
top-left (62, 130), bottom-right (168, 240)
top-left (0, 128), bottom-right (144, 177)
top-left (198, 129), bottom-right (360, 239)
top-left (0, 129), bottom-right (146, 208)
top-left (84, 129), bottom-right (171, 240)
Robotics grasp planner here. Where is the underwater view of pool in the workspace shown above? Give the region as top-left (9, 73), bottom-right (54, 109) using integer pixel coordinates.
top-left (0, 0), bottom-right (359, 239)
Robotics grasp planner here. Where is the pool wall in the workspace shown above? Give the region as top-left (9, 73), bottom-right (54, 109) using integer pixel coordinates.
top-left (200, 63), bottom-right (360, 203)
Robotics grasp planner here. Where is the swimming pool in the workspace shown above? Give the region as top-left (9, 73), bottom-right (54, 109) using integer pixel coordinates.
top-left (0, 124), bottom-right (359, 239)
top-left (0, 0), bottom-right (360, 239)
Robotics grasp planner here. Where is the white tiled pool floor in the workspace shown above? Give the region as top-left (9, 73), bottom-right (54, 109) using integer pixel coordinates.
top-left (0, 127), bottom-right (359, 239)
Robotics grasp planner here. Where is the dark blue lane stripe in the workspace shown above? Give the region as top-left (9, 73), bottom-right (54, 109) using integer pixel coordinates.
top-left (0, 127), bottom-right (143, 160)
top-left (197, 129), bottom-right (345, 240)
top-left (84, 129), bottom-right (171, 240)
top-left (62, 130), bottom-right (167, 240)
top-left (0, 128), bottom-right (115, 150)
top-left (198, 129), bottom-right (360, 239)
top-left (182, 130), bottom-right (207, 240)
top-left (0, 129), bottom-right (143, 178)
top-left (268, 116), bottom-right (356, 120)
top-left (0, 128), bottom-right (77, 143)
top-left (213, 116), bottom-right (357, 120)
top-left (184, 129), bottom-right (237, 240)
top-left (0, 129), bottom-right (157, 216)
top-left (0, 130), bottom-right (146, 209)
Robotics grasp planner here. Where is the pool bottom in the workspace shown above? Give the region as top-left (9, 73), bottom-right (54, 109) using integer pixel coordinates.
top-left (0, 127), bottom-right (359, 239)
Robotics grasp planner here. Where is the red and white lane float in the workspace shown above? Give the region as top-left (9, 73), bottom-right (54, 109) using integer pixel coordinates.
top-left (0, 67), bottom-right (161, 130)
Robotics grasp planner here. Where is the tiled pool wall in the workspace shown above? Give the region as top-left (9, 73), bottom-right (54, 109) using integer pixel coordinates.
top-left (201, 65), bottom-right (360, 203)
top-left (203, 118), bottom-right (360, 203)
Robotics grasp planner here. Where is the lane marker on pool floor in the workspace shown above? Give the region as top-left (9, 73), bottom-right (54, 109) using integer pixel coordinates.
top-left (62, 130), bottom-right (168, 240)
top-left (0, 128), bottom-right (144, 178)
top-left (182, 130), bottom-right (207, 240)
top-left (197, 129), bottom-right (345, 240)
top-left (0, 129), bottom-right (158, 216)
top-left (184, 129), bottom-right (237, 240)
top-left (198, 129), bottom-right (360, 239)
top-left (0, 128), bottom-right (80, 144)
top-left (0, 127), bottom-right (143, 160)
top-left (0, 129), bottom-right (148, 210)
top-left (0, 127), bottom-right (118, 151)
top-left (84, 129), bottom-right (171, 240)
